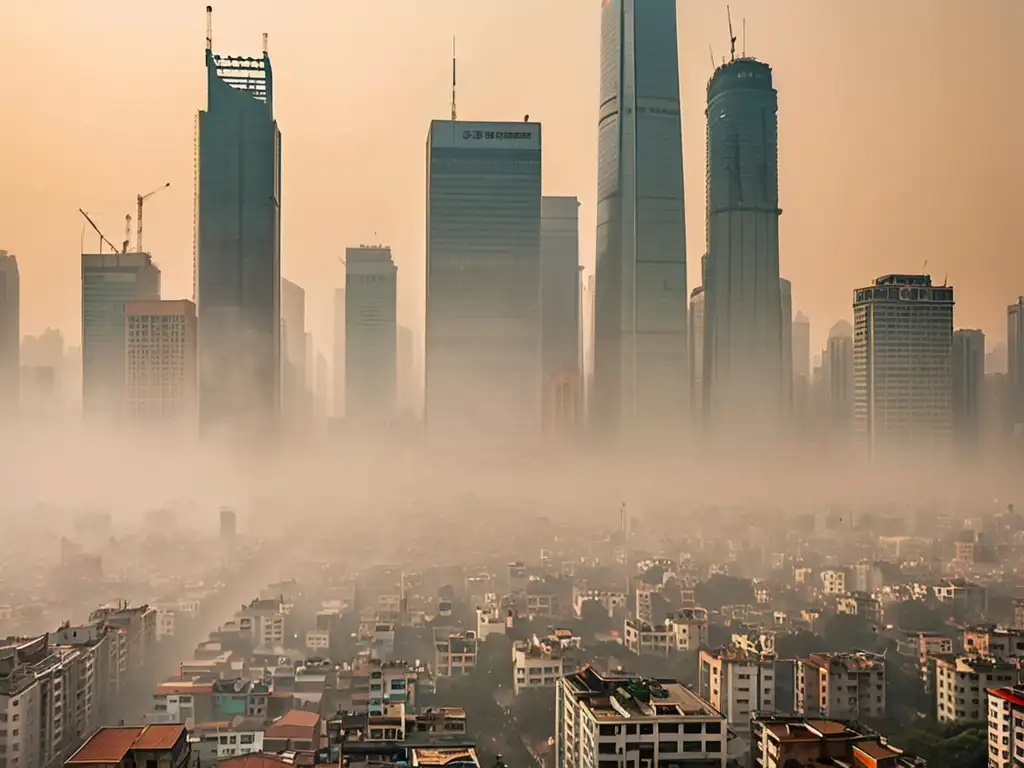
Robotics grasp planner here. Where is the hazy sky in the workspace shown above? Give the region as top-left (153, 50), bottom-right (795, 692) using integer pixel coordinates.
top-left (1, 0), bottom-right (1020, 361)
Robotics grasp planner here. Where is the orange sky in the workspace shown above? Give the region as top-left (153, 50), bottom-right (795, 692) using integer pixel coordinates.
top-left (1, 0), bottom-right (1020, 363)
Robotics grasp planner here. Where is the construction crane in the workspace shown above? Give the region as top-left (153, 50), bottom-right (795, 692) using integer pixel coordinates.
top-left (136, 182), bottom-right (170, 254)
top-left (78, 209), bottom-right (120, 254)
top-left (123, 214), bottom-right (132, 254)
top-left (727, 5), bottom-right (737, 61)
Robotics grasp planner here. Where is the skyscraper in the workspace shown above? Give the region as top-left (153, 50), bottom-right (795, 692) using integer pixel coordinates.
top-left (196, 17), bottom-right (282, 433)
top-left (826, 320), bottom-right (854, 430)
top-left (780, 278), bottom-right (793, 409)
top-left (346, 246), bottom-right (397, 423)
top-left (1009, 297), bottom-right (1024, 431)
top-left (593, 0), bottom-right (688, 440)
top-left (703, 56), bottom-right (784, 437)
top-left (541, 196), bottom-right (581, 431)
top-left (124, 299), bottom-right (198, 430)
top-left (0, 251), bottom-right (19, 415)
top-left (425, 120), bottom-right (542, 443)
top-left (81, 252), bottom-right (160, 421)
top-left (689, 287), bottom-right (705, 425)
top-left (792, 311), bottom-right (811, 381)
top-left (952, 328), bottom-right (985, 449)
top-left (333, 287), bottom-right (345, 419)
top-left (280, 278), bottom-right (306, 423)
top-left (853, 274), bottom-right (954, 459)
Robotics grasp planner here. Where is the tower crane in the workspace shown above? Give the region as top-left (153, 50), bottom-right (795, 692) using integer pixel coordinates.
top-left (136, 182), bottom-right (170, 254)
top-left (123, 214), bottom-right (132, 254)
top-left (78, 209), bottom-right (120, 254)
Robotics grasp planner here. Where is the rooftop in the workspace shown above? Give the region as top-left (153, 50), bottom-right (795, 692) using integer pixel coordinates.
top-left (411, 747), bottom-right (480, 767)
top-left (806, 652), bottom-right (885, 672)
top-left (66, 724), bottom-right (186, 764)
top-left (564, 666), bottom-right (721, 720)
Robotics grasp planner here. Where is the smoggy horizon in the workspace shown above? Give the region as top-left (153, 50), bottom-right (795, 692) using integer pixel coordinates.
top-left (2, 0), bottom-right (1021, 363)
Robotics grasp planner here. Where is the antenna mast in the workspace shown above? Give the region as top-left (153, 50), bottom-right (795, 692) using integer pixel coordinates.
top-left (451, 37), bottom-right (457, 121)
top-left (727, 5), bottom-right (736, 61)
top-left (742, 17), bottom-right (746, 57)
top-left (205, 6), bottom-right (213, 51)
top-left (709, 44), bottom-right (715, 70)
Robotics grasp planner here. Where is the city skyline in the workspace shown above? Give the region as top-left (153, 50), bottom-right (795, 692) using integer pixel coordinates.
top-left (3, 1), bottom-right (1019, 363)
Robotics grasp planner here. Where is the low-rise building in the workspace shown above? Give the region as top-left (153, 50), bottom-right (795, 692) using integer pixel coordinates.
top-left (935, 654), bottom-right (1019, 724)
top-left (796, 652), bottom-right (886, 720)
top-left (820, 570), bottom-right (846, 596)
top-left (188, 716), bottom-right (265, 763)
top-left (65, 724), bottom-right (190, 768)
top-left (623, 608), bottom-right (708, 656)
top-left (836, 592), bottom-right (881, 623)
top-left (698, 646), bottom-right (775, 756)
top-left (433, 629), bottom-right (477, 678)
top-left (556, 666), bottom-right (728, 768)
top-left (750, 715), bottom-right (923, 768)
top-left (512, 630), bottom-right (579, 695)
top-left (963, 626), bottom-right (1024, 661)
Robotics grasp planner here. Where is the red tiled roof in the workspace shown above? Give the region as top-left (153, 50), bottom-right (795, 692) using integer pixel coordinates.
top-left (66, 724), bottom-right (186, 764)
top-left (131, 724), bottom-right (186, 750)
top-left (264, 709), bottom-right (320, 741)
top-left (989, 687), bottom-right (1024, 707)
top-left (218, 756), bottom-right (292, 768)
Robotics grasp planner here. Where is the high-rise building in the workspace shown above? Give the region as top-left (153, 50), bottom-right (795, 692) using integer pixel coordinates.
top-left (952, 328), bottom-right (985, 449)
top-left (82, 252), bottom-right (161, 421)
top-left (124, 300), bottom-right (198, 429)
top-left (346, 246), bottom-right (397, 423)
top-left (592, 0), bottom-right (688, 440)
top-left (703, 56), bottom-right (784, 438)
top-left (0, 251), bottom-right (19, 415)
top-left (699, 646), bottom-right (776, 754)
top-left (1009, 297), bottom-right (1024, 431)
top-left (689, 287), bottom-right (705, 426)
top-left (333, 287), bottom-right (345, 419)
top-left (425, 120), bottom-right (542, 443)
top-left (541, 196), bottom-right (581, 432)
top-left (397, 324), bottom-right (415, 417)
top-left (780, 278), bottom-right (793, 410)
top-left (219, 507), bottom-right (236, 540)
top-left (792, 311), bottom-right (811, 382)
top-left (827, 320), bottom-right (854, 430)
top-left (196, 19), bottom-right (282, 433)
top-left (853, 274), bottom-right (954, 459)
top-left (280, 278), bottom-right (306, 422)
top-left (21, 328), bottom-right (63, 420)
top-left (314, 351), bottom-right (328, 422)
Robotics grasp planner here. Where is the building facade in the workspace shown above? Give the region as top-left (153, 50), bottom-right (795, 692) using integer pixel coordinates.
top-left (1008, 297), bottom-right (1024, 432)
top-left (124, 300), bottom-right (198, 429)
top-left (592, 0), bottom-right (688, 442)
top-left (541, 196), bottom-right (581, 433)
top-left (796, 652), bottom-right (886, 720)
top-left (703, 57), bottom-right (784, 440)
top-left (82, 252), bottom-right (161, 421)
top-left (346, 246), bottom-right (397, 424)
top-left (699, 647), bottom-right (775, 755)
top-left (827, 321), bottom-right (854, 430)
top-left (0, 251), bottom-right (19, 416)
top-left (196, 32), bottom-right (282, 434)
top-left (953, 328), bottom-right (985, 449)
top-left (853, 274), bottom-right (954, 459)
top-left (425, 120), bottom-right (542, 444)
top-left (280, 278), bottom-right (307, 424)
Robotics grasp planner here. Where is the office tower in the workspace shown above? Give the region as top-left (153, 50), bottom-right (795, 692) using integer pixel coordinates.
top-left (124, 300), bottom-right (198, 429)
top-left (689, 287), bottom-right (705, 424)
top-left (0, 251), bottom-right (19, 415)
top-left (196, 18), bottom-right (282, 433)
top-left (780, 278), bottom-right (793, 409)
top-left (586, 272), bottom-right (596, 418)
top-left (826, 321), bottom-right (854, 429)
top-left (703, 56), bottom-right (784, 438)
top-left (81, 252), bottom-right (161, 421)
top-left (346, 246), bottom-right (397, 423)
top-left (333, 288), bottom-right (345, 418)
top-left (280, 278), bottom-right (306, 422)
top-left (1009, 297), bottom-right (1024, 431)
top-left (952, 329), bottom-right (985, 448)
top-left (792, 311), bottom-right (811, 381)
top-left (853, 274), bottom-right (954, 458)
top-left (425, 120), bottom-right (542, 442)
top-left (987, 341), bottom-right (1007, 375)
top-left (541, 196), bottom-right (581, 432)
top-left (592, 0), bottom-right (688, 441)
top-left (219, 507), bottom-right (236, 539)
top-left (397, 324), bottom-right (414, 416)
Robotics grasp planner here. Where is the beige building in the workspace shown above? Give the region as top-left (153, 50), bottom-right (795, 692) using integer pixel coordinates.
top-left (935, 655), bottom-right (1018, 724)
top-left (124, 300), bottom-right (197, 428)
top-left (433, 629), bottom-right (477, 678)
top-left (624, 608), bottom-right (709, 656)
top-left (751, 715), bottom-right (921, 768)
top-left (699, 647), bottom-right (775, 756)
top-left (796, 652), bottom-right (886, 720)
top-left (987, 685), bottom-right (1024, 768)
top-left (512, 630), bottom-right (579, 695)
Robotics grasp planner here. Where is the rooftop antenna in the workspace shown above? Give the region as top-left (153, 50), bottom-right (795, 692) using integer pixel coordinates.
top-left (451, 37), bottom-right (457, 121)
top-left (922, 259), bottom-right (928, 274)
top-left (742, 17), bottom-right (746, 57)
top-left (727, 6), bottom-right (737, 61)
top-left (205, 6), bottom-right (213, 52)
top-left (708, 44), bottom-right (715, 70)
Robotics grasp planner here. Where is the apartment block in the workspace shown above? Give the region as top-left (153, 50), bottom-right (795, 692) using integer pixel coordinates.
top-left (796, 652), bottom-right (886, 720)
top-left (433, 629), bottom-right (477, 678)
top-left (699, 647), bottom-right (775, 754)
top-left (935, 655), bottom-right (1018, 724)
top-left (750, 715), bottom-right (923, 768)
top-left (512, 630), bottom-right (580, 695)
top-left (623, 609), bottom-right (709, 656)
top-left (987, 685), bottom-right (1024, 768)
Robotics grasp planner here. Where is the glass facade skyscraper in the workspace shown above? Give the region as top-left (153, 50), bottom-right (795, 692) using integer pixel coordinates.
top-left (345, 246), bottom-right (397, 423)
top-left (196, 39), bottom-right (282, 434)
top-left (592, 0), bottom-right (689, 441)
top-left (703, 57), bottom-right (784, 437)
top-left (541, 196), bottom-right (581, 430)
top-left (0, 251), bottom-right (18, 416)
top-left (425, 120), bottom-right (542, 444)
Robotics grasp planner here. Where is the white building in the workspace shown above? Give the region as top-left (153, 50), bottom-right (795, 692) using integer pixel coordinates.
top-left (819, 570), bottom-right (846, 595)
top-left (556, 667), bottom-right (727, 768)
top-left (935, 655), bottom-right (1018, 724)
top-left (796, 652), bottom-right (886, 720)
top-left (987, 685), bottom-right (1024, 768)
top-left (433, 629), bottom-right (477, 678)
top-left (573, 589), bottom-right (627, 619)
top-left (698, 647), bottom-right (775, 756)
top-left (124, 299), bottom-right (197, 428)
top-left (237, 598), bottom-right (286, 648)
top-left (512, 630), bottom-right (579, 696)
top-left (623, 609), bottom-right (708, 656)
top-left (853, 274), bottom-right (954, 458)
top-left (475, 607), bottom-right (508, 640)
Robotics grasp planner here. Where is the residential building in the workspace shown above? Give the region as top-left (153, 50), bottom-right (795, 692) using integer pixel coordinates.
top-left (65, 724), bottom-right (190, 768)
top-left (124, 299), bottom-right (198, 428)
top-left (591, 0), bottom-right (688, 441)
top-left (699, 647), bottom-right (775, 755)
top-left (556, 667), bottom-right (727, 768)
top-left (81, 252), bottom-right (161, 420)
top-left (820, 570), bottom-right (846, 596)
top-left (963, 627), bottom-right (1024, 661)
top-left (433, 629), bottom-right (477, 678)
top-left (236, 598), bottom-right (286, 648)
top-left (196, 20), bottom-right (282, 433)
top-left (335, 658), bottom-right (428, 716)
top-left (262, 709), bottom-right (321, 754)
top-left (853, 274), bottom-right (955, 459)
top-left (836, 593), bottom-right (881, 624)
top-left (953, 328), bottom-right (986, 449)
top-left (703, 56), bottom-right (784, 441)
top-left (750, 715), bottom-right (923, 768)
top-left (796, 652), bottom-right (886, 720)
top-left (933, 578), bottom-right (988, 616)
top-left (512, 630), bottom-right (580, 695)
top-left (541, 196), bottom-right (581, 434)
top-left (0, 250), bottom-right (19, 415)
top-left (987, 685), bottom-right (1024, 768)
top-left (188, 716), bottom-right (265, 764)
top-left (87, 603), bottom-right (157, 672)
top-left (623, 609), bottom-right (709, 656)
top-left (346, 246), bottom-right (398, 423)
top-left (935, 654), bottom-right (1018, 724)
top-left (425, 120), bottom-right (542, 445)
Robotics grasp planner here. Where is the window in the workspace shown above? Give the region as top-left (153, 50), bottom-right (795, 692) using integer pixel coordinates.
top-left (682, 741), bottom-right (702, 752)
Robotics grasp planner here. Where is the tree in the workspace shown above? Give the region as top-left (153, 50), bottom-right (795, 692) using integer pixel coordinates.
top-left (694, 575), bottom-right (755, 610)
top-left (892, 599), bottom-right (950, 633)
top-left (901, 723), bottom-right (986, 768)
top-left (822, 613), bottom-right (881, 653)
